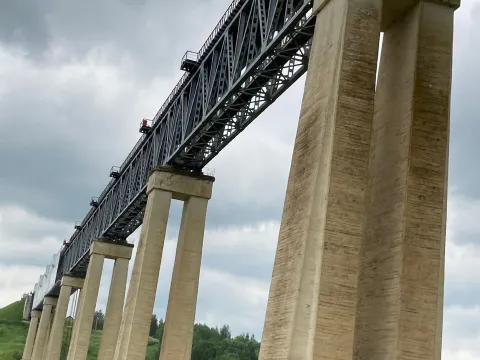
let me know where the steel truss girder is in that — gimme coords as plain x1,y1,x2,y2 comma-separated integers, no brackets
55,0,316,279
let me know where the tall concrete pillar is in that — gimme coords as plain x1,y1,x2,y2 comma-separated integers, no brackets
67,240,132,360
114,166,214,360
160,195,210,360
46,276,84,360
31,297,57,360
258,0,382,359
67,246,105,360
22,310,41,360
66,285,85,359
354,1,460,359
42,312,55,360
97,245,133,360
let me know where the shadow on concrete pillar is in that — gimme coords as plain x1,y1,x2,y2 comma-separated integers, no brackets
22,310,42,360
114,166,214,360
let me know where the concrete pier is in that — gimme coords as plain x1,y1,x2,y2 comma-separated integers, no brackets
31,297,57,360
114,166,214,360
259,0,460,359
354,1,460,359
46,276,84,360
259,0,382,358
98,246,133,360
67,240,132,360
22,310,41,360
159,196,210,360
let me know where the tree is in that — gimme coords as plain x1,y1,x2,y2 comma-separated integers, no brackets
150,314,159,337
92,310,104,330
220,325,231,340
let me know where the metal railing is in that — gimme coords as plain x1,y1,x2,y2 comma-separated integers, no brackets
197,0,246,60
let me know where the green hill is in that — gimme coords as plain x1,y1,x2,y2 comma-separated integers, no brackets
0,298,28,360
0,299,25,322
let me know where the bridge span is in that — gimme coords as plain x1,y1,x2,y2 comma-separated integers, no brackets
32,0,316,309
23,0,461,359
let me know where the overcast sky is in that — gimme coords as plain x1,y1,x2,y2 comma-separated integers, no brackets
0,0,479,358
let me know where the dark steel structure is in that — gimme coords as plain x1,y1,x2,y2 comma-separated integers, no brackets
34,0,317,307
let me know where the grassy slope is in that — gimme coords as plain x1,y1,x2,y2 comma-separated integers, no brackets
0,300,25,322
0,299,27,360
0,299,157,360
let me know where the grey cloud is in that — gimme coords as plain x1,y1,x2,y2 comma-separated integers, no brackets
0,0,302,232
0,0,50,55
449,4,480,199
0,0,231,79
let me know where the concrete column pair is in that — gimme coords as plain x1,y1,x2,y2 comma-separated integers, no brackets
23,310,42,360
30,297,57,360
259,0,460,359
67,240,133,360
113,166,214,360
43,276,85,360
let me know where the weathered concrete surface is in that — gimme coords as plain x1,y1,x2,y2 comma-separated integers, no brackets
148,165,215,201
160,196,210,360
23,310,41,360
258,0,382,359
314,0,459,29
353,2,456,359
90,240,133,260
31,297,57,360
382,0,459,30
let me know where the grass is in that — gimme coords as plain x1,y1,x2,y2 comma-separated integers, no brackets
0,300,25,323
0,299,158,360
0,298,27,360
0,322,28,360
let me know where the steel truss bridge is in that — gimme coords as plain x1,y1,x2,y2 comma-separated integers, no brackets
32,0,317,309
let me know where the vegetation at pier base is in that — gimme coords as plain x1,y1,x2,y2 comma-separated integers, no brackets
148,318,260,360
0,299,260,360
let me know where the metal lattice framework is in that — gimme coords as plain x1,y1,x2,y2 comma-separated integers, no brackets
34,0,317,306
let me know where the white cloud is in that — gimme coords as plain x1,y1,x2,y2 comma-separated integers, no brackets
0,204,69,266
443,306,480,360
0,264,45,307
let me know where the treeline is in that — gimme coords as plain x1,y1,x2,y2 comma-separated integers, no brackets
90,311,261,359
149,315,260,360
